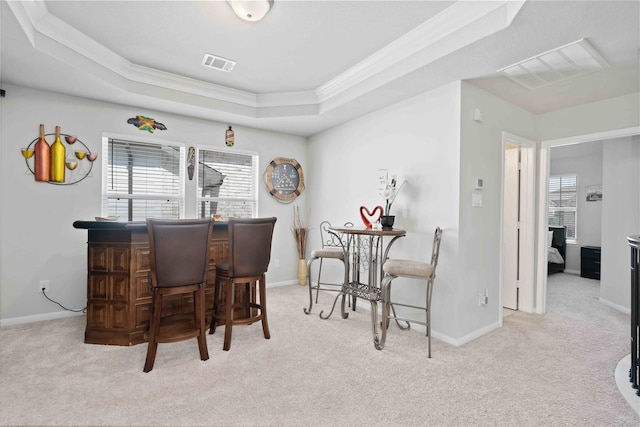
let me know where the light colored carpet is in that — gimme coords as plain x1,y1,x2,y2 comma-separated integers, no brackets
1,275,638,426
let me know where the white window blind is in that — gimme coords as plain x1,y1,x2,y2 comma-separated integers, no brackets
103,137,185,220
548,174,577,241
196,148,257,219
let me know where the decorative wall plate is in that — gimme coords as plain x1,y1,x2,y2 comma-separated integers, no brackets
263,157,305,203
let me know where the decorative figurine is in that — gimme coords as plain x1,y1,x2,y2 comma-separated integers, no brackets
187,146,195,180
127,115,167,133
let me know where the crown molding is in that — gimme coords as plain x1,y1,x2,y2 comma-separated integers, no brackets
8,0,258,107
8,0,526,120
316,1,524,102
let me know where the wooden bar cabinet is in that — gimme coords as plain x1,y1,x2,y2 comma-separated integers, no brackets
73,220,234,346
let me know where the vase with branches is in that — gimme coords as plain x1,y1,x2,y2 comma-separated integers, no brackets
291,206,308,285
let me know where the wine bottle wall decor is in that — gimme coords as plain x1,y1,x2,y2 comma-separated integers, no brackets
50,126,66,183
21,124,98,185
33,124,50,182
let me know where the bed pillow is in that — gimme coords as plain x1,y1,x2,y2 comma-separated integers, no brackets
548,230,554,248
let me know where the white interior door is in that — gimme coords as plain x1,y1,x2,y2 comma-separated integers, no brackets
502,146,519,310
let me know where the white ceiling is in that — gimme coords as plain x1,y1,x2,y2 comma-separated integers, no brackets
1,0,638,137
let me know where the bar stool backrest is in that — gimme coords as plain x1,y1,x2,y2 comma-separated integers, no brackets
319,220,354,250
147,218,213,288
430,227,443,276
227,217,277,278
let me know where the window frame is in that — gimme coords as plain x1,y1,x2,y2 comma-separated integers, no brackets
195,145,259,219
101,134,186,220
548,173,578,243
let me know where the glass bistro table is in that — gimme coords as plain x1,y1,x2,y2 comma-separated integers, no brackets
319,225,406,339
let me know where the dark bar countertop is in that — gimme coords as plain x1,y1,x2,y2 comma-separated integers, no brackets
73,220,228,230
73,220,147,230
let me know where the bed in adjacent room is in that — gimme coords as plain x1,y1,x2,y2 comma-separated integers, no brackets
548,226,567,274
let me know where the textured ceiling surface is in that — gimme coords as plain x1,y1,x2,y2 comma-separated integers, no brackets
2,0,638,136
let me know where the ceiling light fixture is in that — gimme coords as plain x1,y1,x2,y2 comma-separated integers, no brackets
498,38,609,90
227,0,274,22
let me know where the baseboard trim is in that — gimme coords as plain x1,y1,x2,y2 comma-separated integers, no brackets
2,281,298,327
599,297,631,315
0,310,84,327
269,280,300,288
351,294,500,347
440,320,502,347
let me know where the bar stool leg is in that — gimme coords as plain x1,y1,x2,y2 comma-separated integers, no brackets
374,275,393,350
303,257,317,314
259,276,271,339
223,281,234,351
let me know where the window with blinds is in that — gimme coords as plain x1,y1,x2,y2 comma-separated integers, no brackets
197,148,257,219
103,137,185,221
548,174,577,241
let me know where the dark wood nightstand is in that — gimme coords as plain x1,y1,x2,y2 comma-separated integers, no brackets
581,246,601,280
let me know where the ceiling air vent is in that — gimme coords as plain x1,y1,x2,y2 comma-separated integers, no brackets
498,39,609,90
201,54,236,72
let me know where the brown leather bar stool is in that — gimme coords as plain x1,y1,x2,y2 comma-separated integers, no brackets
375,227,443,357
144,218,213,372
209,217,277,351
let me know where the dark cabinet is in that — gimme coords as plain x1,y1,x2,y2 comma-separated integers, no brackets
580,246,601,280
74,221,234,346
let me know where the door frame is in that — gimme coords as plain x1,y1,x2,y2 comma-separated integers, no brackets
534,126,640,314
500,132,536,317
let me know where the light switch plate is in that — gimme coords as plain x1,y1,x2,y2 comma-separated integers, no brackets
472,193,482,207
474,177,484,190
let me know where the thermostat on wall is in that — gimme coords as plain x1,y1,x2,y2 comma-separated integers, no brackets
474,177,484,190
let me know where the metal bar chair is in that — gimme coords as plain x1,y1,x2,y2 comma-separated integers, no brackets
374,227,443,356
303,221,353,314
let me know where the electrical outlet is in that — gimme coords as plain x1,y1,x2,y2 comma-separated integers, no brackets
478,290,488,306
274,259,280,268
38,280,50,293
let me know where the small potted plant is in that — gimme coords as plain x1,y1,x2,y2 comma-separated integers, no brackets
378,169,406,229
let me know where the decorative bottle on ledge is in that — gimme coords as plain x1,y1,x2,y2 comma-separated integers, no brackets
225,126,234,147
50,125,66,183
34,124,51,182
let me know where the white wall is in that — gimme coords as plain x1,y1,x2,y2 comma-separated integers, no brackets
538,94,640,142
458,82,537,334
307,81,539,344
600,136,640,310
549,141,604,272
0,84,307,322
3,79,638,340
308,82,462,341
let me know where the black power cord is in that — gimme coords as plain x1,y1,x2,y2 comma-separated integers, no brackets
41,289,86,313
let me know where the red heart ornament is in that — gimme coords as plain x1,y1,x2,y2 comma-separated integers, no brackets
360,205,383,228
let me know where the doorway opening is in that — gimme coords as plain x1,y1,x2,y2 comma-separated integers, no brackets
535,126,640,314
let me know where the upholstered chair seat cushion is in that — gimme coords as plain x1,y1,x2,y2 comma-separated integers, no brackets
383,259,434,279
310,247,344,259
